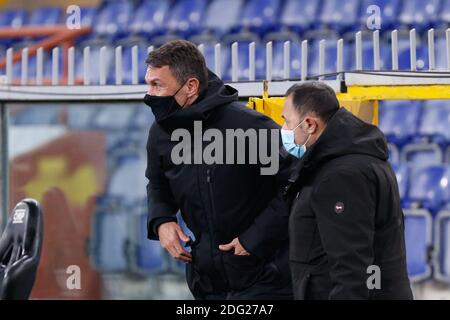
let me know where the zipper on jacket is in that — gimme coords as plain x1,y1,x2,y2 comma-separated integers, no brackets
206,168,231,290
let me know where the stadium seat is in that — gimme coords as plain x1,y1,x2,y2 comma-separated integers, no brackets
166,0,207,37
119,43,149,85
404,209,433,283
359,0,401,31
202,0,244,36
398,0,442,32
319,0,361,33
347,40,392,71
27,7,61,26
392,163,410,204
279,0,321,33
0,199,43,300
65,104,99,129
12,106,60,125
0,9,27,28
387,143,400,165
129,0,170,37
271,40,302,80
130,104,155,131
107,155,147,207
93,1,134,38
439,0,450,26
378,100,422,147
75,41,114,85
238,0,282,35
78,7,98,27
407,165,450,214
434,210,450,283
90,210,130,272
132,213,167,274
197,43,230,80
223,40,265,81
397,39,429,71
418,100,450,145
401,144,444,171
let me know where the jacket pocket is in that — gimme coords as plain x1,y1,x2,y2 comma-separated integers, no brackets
222,252,264,291
289,216,316,263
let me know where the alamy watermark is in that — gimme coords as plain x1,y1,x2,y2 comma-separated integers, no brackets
171,121,280,175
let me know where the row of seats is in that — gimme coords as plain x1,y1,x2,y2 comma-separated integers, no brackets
4,34,450,84
404,208,450,283
0,0,448,38
394,164,450,214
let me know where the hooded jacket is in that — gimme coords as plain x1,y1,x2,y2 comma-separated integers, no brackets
285,107,413,300
145,71,292,297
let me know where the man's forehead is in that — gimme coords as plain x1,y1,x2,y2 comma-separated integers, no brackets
146,65,171,78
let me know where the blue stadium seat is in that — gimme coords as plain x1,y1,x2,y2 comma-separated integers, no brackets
94,1,134,37
359,0,401,31
239,0,282,35
398,0,442,32
280,0,321,33
319,0,361,33
397,39,429,71
129,0,170,36
66,104,100,129
434,210,450,283
198,43,230,80
27,7,61,26
79,7,97,27
12,106,60,125
387,143,400,165
402,145,444,170
133,213,166,273
90,210,130,272
107,155,147,207
418,100,450,145
407,165,450,214
166,0,207,37
91,104,137,132
271,40,302,80
130,104,155,131
439,0,450,26
392,164,409,204
435,38,448,71
378,100,422,147
75,42,114,85
404,209,433,282
203,0,244,36
121,44,149,84
223,41,265,81
0,9,27,28
347,40,392,71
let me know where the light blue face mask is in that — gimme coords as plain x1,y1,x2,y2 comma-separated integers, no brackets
280,119,311,158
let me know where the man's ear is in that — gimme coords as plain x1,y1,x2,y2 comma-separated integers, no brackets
186,78,200,98
304,117,319,134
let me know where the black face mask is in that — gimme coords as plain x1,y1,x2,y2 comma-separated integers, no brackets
144,82,186,122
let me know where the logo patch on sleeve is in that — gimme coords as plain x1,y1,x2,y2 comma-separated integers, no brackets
334,202,345,214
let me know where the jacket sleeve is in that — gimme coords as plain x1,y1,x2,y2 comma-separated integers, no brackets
238,185,290,260
238,114,292,260
146,125,179,240
310,168,376,300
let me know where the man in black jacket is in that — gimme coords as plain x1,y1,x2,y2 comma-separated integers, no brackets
282,82,413,300
144,40,292,300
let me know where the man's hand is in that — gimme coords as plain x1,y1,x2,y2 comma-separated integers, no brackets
219,237,250,256
157,222,192,263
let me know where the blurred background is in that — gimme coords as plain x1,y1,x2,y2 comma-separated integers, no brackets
0,0,449,299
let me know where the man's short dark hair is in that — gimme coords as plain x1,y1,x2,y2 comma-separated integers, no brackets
145,40,208,93
286,82,340,123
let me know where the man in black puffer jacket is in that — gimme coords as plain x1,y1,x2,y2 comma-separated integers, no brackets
282,82,413,300
144,40,293,300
